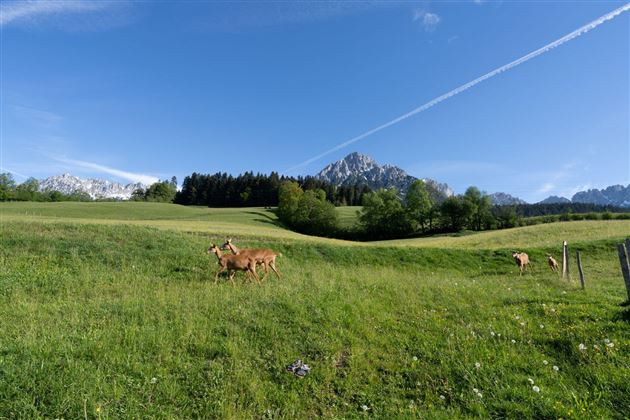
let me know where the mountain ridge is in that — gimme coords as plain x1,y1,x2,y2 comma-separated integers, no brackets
39,173,145,200
315,152,454,202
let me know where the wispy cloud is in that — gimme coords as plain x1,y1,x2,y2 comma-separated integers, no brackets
0,0,130,30
534,161,590,198
52,156,159,185
413,10,441,32
11,104,62,127
0,166,29,180
1,1,103,26
193,2,392,31
536,182,555,194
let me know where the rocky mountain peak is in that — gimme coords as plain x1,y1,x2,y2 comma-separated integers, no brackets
316,152,453,202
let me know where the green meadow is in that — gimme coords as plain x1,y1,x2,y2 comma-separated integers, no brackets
1,202,629,418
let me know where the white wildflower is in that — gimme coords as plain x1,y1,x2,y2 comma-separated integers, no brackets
543,360,548,365
604,338,610,344
150,377,157,384
528,378,534,385
553,365,559,371
440,395,445,400
539,324,544,329
490,331,495,337
413,356,418,361
606,342,614,348
511,339,516,344
578,343,587,351
475,362,481,369
361,405,369,411
532,386,540,393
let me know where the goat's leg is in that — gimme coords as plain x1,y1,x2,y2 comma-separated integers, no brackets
269,260,281,279
215,266,226,284
249,262,261,285
259,261,270,281
228,270,236,286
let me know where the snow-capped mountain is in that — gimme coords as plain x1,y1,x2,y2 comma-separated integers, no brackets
488,192,526,206
571,184,630,208
539,195,571,204
316,152,454,201
39,173,145,200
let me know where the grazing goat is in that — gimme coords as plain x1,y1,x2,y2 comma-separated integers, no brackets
547,255,559,272
207,244,260,285
512,251,530,275
221,238,281,281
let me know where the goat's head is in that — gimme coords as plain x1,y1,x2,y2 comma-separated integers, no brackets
207,244,219,255
220,238,233,250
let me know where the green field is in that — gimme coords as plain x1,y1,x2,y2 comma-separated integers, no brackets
1,202,629,418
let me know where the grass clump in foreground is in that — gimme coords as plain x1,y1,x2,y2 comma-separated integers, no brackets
0,218,629,418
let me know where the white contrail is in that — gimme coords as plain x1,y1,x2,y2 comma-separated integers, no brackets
285,3,630,173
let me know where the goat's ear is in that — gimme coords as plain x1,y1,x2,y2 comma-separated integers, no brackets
228,238,232,243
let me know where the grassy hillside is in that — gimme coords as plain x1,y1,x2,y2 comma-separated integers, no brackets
1,203,629,417
3,202,629,249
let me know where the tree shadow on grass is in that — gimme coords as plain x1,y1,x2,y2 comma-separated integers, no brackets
612,307,630,323
244,210,285,228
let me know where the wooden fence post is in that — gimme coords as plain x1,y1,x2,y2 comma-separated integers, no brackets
562,241,570,280
617,243,630,302
576,251,585,290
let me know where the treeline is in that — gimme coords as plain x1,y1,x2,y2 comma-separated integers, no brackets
511,202,627,217
131,178,178,203
174,172,370,207
276,178,630,240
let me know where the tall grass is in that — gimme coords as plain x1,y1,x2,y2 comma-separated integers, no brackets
1,213,629,417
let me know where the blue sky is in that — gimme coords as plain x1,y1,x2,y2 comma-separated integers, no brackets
1,0,628,202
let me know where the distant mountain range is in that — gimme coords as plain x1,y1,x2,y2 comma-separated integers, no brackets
487,192,526,206
539,195,572,204
315,152,630,208
39,173,144,200
316,152,454,202
33,159,630,207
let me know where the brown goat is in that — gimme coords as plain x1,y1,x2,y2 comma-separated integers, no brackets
221,238,281,281
512,251,530,275
208,244,260,285
547,255,559,272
